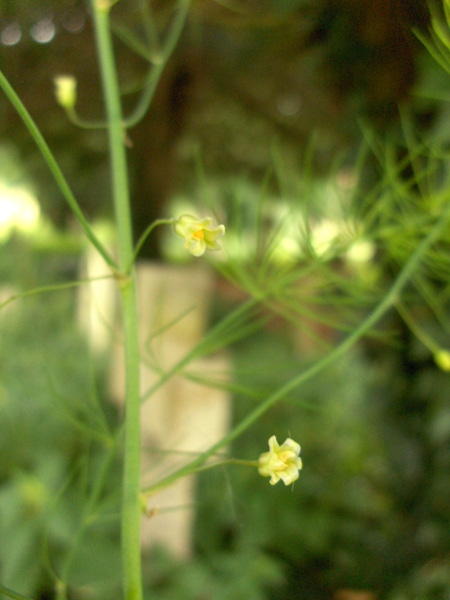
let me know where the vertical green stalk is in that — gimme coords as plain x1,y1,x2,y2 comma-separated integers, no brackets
90,2,142,599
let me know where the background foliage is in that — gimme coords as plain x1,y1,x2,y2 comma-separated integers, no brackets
0,1,450,599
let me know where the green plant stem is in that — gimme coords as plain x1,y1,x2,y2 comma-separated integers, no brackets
191,458,259,474
0,585,34,600
125,0,191,128
0,69,116,270
142,459,258,501
128,218,173,271
58,444,118,595
396,301,440,354
90,2,142,599
0,276,114,313
142,197,450,497
141,297,260,402
138,0,160,52
65,106,108,129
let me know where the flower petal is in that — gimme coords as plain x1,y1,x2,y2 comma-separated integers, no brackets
173,215,225,257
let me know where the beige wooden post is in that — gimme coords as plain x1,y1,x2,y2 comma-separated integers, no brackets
109,261,231,557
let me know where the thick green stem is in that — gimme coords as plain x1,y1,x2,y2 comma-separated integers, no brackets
90,3,142,599
118,280,142,600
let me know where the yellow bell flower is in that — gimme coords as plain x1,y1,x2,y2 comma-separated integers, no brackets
173,214,225,257
258,435,302,486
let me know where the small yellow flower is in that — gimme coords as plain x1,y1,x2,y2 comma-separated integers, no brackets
173,214,225,257
258,435,302,486
54,75,77,109
434,349,450,371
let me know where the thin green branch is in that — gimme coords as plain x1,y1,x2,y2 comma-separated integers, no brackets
0,276,114,312
128,218,173,271
138,0,161,52
64,106,108,129
142,196,450,496
0,586,35,600
124,0,191,128
141,297,260,402
395,301,441,354
0,70,117,270
58,444,119,591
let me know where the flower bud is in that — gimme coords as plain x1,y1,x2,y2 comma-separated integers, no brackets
54,75,77,109
434,349,450,371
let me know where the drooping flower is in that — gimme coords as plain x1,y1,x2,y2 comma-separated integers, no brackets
173,214,225,257
54,75,77,109
258,435,302,486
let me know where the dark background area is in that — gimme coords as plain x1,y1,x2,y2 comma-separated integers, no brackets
0,0,434,252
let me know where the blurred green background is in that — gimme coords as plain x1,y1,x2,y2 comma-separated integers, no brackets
0,1,449,599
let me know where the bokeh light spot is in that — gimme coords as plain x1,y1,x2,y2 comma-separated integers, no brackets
30,17,56,44
1,22,22,46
